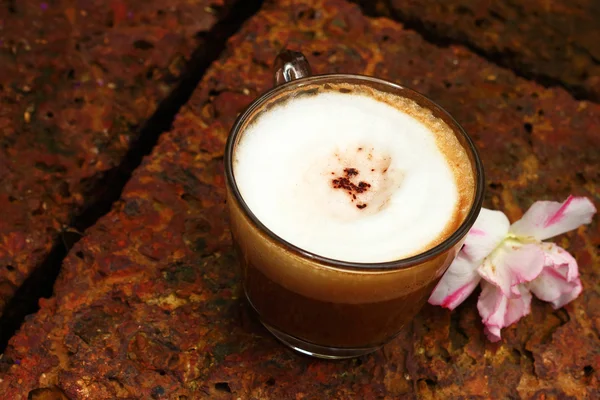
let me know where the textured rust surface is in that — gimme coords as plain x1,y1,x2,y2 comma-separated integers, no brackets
354,0,600,101
0,1,235,313
1,0,599,398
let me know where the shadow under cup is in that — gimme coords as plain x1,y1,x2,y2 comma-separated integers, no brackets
224,74,485,359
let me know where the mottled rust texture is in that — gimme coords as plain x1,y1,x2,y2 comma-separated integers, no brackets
0,1,235,313
354,0,600,101
1,0,599,398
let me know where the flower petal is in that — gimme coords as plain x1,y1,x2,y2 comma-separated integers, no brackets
462,208,510,262
428,208,509,310
428,254,481,310
530,272,582,309
510,196,596,241
477,243,545,297
505,285,533,327
477,281,532,342
550,279,582,309
477,281,506,342
542,242,579,281
528,243,583,308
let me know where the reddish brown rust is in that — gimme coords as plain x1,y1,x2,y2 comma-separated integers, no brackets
0,0,598,398
354,0,600,101
0,1,238,314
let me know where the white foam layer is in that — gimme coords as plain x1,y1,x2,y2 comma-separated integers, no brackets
234,90,463,263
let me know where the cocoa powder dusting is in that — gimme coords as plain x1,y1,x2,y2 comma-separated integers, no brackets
344,168,359,177
331,168,371,209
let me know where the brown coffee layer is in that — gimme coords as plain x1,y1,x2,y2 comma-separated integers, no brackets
245,260,437,347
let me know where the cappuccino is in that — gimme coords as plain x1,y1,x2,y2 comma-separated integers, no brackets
233,84,474,263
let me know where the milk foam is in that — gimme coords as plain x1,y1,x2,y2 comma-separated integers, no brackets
234,88,471,263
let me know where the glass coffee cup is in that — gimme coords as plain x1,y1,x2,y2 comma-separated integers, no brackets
224,50,485,359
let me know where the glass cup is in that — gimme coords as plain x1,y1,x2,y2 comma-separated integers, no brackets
224,50,485,359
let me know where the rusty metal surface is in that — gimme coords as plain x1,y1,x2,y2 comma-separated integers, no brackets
1,0,599,398
0,1,235,314
355,0,600,101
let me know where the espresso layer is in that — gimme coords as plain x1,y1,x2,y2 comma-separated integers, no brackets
234,84,474,262
245,260,436,347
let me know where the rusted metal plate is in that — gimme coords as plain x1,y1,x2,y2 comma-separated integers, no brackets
354,0,600,101
1,0,598,398
0,1,236,313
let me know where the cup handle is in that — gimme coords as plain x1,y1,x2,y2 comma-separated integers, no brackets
273,50,312,86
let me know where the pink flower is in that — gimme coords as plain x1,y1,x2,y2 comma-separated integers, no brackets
429,196,596,342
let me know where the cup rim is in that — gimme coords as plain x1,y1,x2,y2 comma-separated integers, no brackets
224,74,485,271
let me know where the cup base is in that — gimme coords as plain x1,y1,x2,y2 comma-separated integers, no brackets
261,321,381,359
